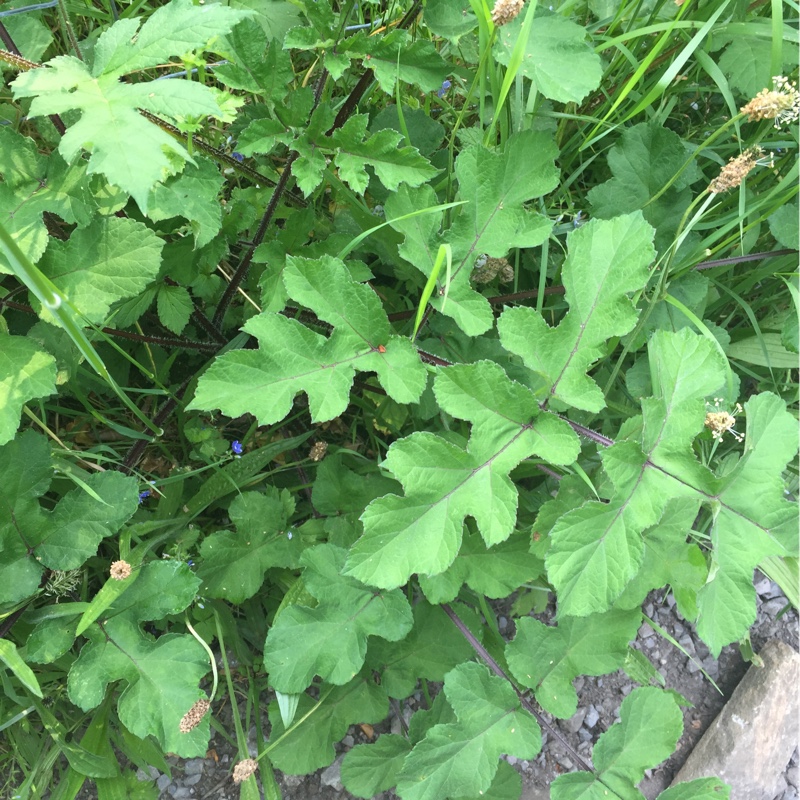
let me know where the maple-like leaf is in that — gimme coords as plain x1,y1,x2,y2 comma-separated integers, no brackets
188,254,426,425
344,361,579,590
11,0,251,211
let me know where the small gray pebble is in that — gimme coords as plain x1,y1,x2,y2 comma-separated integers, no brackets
184,759,204,776
183,774,202,787
638,622,655,638
645,603,654,617
673,622,685,637
342,735,355,748
782,787,799,800
621,684,632,696
763,598,788,617
506,755,518,766
157,775,172,792
597,678,603,688
574,676,585,693
560,708,586,734
499,616,508,631
687,658,701,674
667,594,676,608
584,706,599,729
578,727,593,743
170,788,191,799
320,755,344,791
754,576,772,596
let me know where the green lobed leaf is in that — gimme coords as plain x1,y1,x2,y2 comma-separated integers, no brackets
423,0,477,44
551,687,683,800
156,284,193,335
0,127,93,273
345,361,580,590
267,674,388,775
68,613,209,758
697,391,799,654
493,11,603,104
37,216,163,326
498,212,656,412
341,734,413,799
396,662,541,800
546,329,724,616
387,130,558,336
0,431,139,604
505,609,641,719
0,334,57,447
196,489,299,604
263,544,413,693
366,601,481,699
187,254,426,426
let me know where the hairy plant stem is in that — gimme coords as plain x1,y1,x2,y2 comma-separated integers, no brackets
441,603,595,774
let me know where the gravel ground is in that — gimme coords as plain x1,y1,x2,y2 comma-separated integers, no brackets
73,570,797,800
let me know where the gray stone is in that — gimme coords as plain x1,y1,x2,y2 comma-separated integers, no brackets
584,705,599,729
754,576,772,596
639,622,655,638
183,759,204,776
171,788,191,799
157,775,172,792
342,735,355,748
671,640,800,800
560,708,586,733
787,766,799,788
184,773,202,787
645,603,654,617
763,598,789,617
320,755,344,791
782,788,799,800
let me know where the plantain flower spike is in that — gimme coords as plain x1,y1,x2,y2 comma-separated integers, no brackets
708,146,770,194
179,699,211,733
232,758,259,783
740,75,800,128
491,0,524,26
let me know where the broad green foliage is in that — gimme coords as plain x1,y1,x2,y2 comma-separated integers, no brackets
0,334,57,446
263,544,413,693
11,0,251,211
188,254,427,425
0,431,138,604
344,360,580,589
1,0,796,797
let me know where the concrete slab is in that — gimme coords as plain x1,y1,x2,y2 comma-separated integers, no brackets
670,639,800,800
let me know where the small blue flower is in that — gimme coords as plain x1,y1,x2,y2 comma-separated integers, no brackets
231,152,244,162
437,79,452,98
138,490,151,504
231,440,243,455
187,559,195,567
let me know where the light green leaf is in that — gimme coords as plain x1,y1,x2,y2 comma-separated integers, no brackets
345,361,580,590
263,544,413,693
342,735,412,798
196,489,299,603
726,333,798,369
0,334,57,446
396,662,541,800
493,11,602,104
188,254,426,425
231,0,300,41
68,613,209,758
0,127,93,273
498,212,656,412
769,201,799,250
267,675,388,775
0,639,43,697
37,217,163,326
423,0,477,44
551,687,683,799
147,160,224,248
366,602,480,699
697,392,799,654
330,115,439,194
156,285,193,335
506,610,641,719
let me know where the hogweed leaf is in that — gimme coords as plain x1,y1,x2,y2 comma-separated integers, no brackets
505,610,641,719
697,391,799,654
11,0,251,211
345,361,579,590
498,212,656,412
396,662,541,800
196,489,298,604
547,329,724,616
0,334,57,446
37,217,163,326
188,254,426,426
267,675,388,775
551,687,683,799
387,131,558,336
0,128,93,273
493,11,603,104
263,544,413,693
0,431,138,605
366,601,481,699
342,734,413,799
